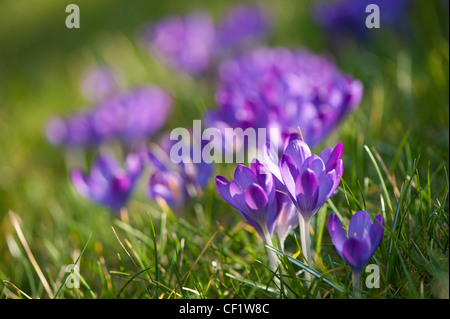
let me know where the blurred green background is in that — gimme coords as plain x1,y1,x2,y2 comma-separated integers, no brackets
0,0,448,298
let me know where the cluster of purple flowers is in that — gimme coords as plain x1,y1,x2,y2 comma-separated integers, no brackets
46,85,173,148
45,2,387,294
207,47,363,148
216,134,385,289
141,4,270,75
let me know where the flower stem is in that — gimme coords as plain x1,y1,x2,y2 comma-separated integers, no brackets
262,226,279,274
299,214,312,285
352,272,362,299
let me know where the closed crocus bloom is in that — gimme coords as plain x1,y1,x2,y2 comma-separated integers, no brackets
147,171,187,209
216,160,278,241
71,152,143,213
216,160,281,272
328,211,385,274
280,139,344,222
145,133,214,209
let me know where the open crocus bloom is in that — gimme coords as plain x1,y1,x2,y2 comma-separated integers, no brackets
279,138,344,222
328,211,385,274
71,153,143,213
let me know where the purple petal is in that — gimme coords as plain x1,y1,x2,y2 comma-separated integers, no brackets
348,210,372,241
325,141,343,172
245,183,269,211
275,192,299,245
342,238,365,273
369,214,385,255
301,154,325,177
91,154,121,181
319,147,333,164
280,154,298,200
233,164,258,189
284,139,312,170
317,169,337,207
216,175,234,206
71,169,90,198
295,169,319,219
125,153,143,181
328,213,347,258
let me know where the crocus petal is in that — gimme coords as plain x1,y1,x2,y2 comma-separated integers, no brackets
260,142,283,185
301,154,325,177
91,154,121,181
245,183,269,212
280,154,298,199
284,139,312,170
325,141,343,172
295,169,319,219
369,214,385,255
216,175,234,205
328,213,347,259
342,238,365,274
125,153,143,181
317,169,337,207
319,147,333,164
348,210,372,241
275,192,298,245
71,169,90,198
251,159,274,194
234,164,258,189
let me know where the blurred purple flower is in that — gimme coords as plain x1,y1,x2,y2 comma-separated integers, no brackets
328,211,385,274
312,0,409,41
46,86,173,148
140,4,271,75
207,47,363,148
71,152,143,213
145,134,214,209
147,170,187,209
215,4,271,54
142,12,215,75
80,67,123,102
279,138,344,222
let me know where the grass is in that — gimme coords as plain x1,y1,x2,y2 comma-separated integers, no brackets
0,0,448,299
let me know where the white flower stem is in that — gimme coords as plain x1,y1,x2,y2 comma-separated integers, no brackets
299,214,312,285
262,226,279,274
352,272,362,299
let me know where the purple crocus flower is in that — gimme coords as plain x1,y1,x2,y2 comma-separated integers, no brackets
216,160,299,272
71,152,143,213
142,12,215,75
215,160,278,242
147,170,187,209
45,86,173,148
312,0,409,42
279,139,344,222
208,47,363,149
215,4,271,55
328,211,385,274
145,133,214,209
80,67,123,102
